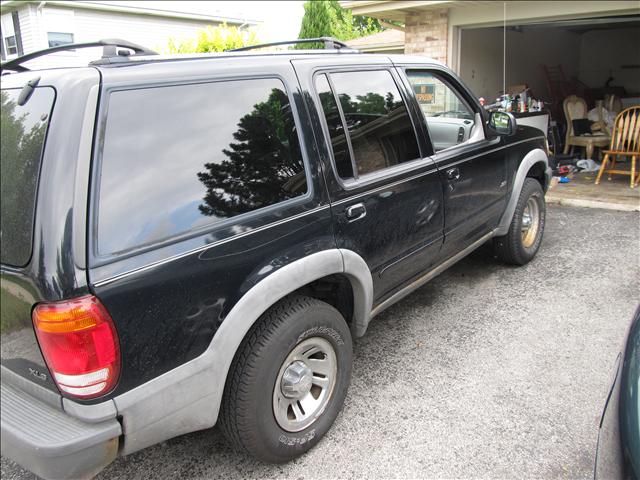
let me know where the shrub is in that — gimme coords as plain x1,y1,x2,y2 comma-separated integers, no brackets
165,23,259,53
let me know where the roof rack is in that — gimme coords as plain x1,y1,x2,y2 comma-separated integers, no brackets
228,37,356,52
0,39,158,72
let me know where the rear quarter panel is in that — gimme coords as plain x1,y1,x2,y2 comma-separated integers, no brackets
1,68,99,396
88,58,334,398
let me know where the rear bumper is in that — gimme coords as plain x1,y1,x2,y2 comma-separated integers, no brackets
1,381,121,480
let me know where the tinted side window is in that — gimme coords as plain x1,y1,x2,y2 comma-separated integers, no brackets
315,74,354,178
98,78,307,256
329,70,420,177
0,88,54,266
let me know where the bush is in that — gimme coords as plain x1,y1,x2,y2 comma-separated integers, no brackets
165,23,259,53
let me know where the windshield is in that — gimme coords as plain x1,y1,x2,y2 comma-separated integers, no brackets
0,87,55,266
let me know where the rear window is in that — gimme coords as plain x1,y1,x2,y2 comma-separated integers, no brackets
0,87,54,266
97,78,307,256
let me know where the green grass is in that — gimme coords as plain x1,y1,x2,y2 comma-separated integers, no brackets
0,288,31,334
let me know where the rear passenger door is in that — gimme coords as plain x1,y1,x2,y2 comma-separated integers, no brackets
294,58,445,302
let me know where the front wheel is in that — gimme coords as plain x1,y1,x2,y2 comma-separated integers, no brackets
493,178,546,265
219,296,352,463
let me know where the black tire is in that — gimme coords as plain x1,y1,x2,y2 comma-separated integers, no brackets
219,295,352,463
493,178,546,265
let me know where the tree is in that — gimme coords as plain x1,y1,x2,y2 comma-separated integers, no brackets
296,0,384,49
165,23,258,53
197,88,305,218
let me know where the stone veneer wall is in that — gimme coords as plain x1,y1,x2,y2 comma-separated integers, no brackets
404,8,449,63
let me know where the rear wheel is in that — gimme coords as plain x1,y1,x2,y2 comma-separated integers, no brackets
494,178,546,265
220,296,352,463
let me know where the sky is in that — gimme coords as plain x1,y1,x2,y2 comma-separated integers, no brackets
85,1,306,42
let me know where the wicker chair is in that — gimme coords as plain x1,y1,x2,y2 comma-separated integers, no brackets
563,95,609,159
595,106,640,188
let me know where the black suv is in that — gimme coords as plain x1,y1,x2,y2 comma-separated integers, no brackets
0,38,551,479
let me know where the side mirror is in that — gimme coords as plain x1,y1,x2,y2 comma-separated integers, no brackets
489,111,516,136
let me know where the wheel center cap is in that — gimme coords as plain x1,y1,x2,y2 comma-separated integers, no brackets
281,360,313,399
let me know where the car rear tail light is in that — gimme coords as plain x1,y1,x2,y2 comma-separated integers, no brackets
32,295,120,399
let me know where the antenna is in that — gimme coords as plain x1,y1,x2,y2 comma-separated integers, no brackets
503,2,506,95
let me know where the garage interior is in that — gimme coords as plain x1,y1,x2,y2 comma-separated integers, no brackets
458,14,640,203
459,15,640,117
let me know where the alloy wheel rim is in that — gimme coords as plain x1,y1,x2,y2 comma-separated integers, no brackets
521,196,540,248
272,337,337,432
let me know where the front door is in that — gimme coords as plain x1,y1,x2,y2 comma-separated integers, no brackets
402,68,508,254
295,59,445,302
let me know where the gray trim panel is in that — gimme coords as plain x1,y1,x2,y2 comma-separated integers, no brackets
495,148,549,236
112,248,372,455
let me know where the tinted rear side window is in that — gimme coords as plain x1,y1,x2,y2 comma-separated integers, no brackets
97,78,307,256
329,70,420,177
0,88,54,266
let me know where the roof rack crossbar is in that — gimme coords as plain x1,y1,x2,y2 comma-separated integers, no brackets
228,37,355,52
0,39,158,72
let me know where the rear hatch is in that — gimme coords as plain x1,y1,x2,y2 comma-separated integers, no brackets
1,84,58,392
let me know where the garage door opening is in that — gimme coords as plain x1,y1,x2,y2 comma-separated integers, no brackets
459,15,640,135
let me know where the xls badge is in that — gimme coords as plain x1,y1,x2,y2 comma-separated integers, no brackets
28,367,47,381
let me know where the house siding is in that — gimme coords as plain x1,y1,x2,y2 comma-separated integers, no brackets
17,5,39,54
7,4,226,69
72,8,220,51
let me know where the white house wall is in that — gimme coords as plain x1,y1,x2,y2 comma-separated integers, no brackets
17,4,39,54
13,4,221,69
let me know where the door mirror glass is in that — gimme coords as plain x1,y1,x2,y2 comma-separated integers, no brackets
489,111,516,135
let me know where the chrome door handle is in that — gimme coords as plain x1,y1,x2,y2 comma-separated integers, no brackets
446,167,461,181
345,203,366,221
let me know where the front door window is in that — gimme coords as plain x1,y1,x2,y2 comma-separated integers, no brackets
406,71,483,152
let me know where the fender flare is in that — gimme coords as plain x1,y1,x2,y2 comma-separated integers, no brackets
495,148,551,236
113,248,373,455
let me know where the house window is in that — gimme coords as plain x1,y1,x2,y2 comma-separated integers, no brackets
47,32,74,47
5,35,17,56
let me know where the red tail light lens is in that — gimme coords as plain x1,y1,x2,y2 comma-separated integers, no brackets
32,295,120,399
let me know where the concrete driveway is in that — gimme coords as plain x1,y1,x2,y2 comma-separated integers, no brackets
2,205,639,479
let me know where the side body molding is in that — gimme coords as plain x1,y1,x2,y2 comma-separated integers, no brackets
495,148,551,236
113,248,373,455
